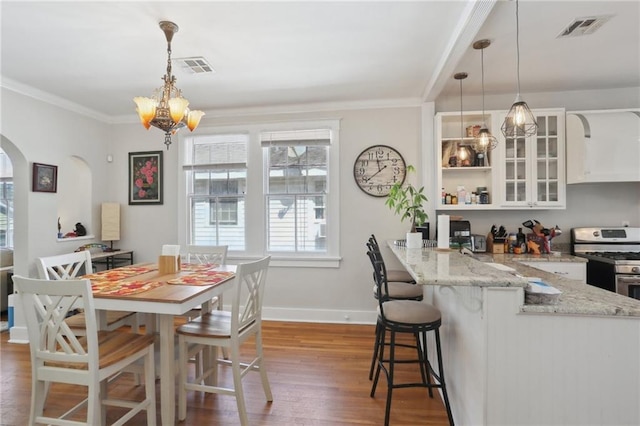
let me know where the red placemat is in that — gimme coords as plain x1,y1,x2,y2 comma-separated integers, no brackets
91,280,164,296
168,270,235,286
83,265,157,282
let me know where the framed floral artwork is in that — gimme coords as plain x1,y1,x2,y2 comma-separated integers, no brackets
128,151,163,205
32,162,58,193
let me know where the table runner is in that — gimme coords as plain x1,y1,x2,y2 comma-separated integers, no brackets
83,264,157,282
179,263,219,272
91,280,164,296
168,270,235,285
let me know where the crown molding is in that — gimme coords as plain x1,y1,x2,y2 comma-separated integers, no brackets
0,76,112,123
112,97,424,123
1,75,422,125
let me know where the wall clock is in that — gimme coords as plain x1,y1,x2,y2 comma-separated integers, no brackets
353,145,407,197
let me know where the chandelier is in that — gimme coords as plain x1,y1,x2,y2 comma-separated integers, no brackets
134,21,205,150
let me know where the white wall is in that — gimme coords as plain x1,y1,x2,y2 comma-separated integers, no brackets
1,88,112,278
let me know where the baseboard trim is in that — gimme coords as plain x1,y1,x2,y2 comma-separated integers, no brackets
262,307,377,325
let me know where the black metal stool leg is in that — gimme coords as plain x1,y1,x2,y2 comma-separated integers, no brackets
370,325,385,397
369,321,382,380
435,328,454,426
384,329,396,426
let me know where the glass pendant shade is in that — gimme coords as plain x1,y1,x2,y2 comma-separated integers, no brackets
187,110,206,131
476,126,497,152
168,97,189,124
472,39,498,152
134,21,205,150
501,95,537,137
501,0,537,139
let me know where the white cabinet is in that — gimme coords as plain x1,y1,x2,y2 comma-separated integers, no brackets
520,261,586,283
494,108,566,209
435,108,566,211
435,111,496,210
566,109,640,183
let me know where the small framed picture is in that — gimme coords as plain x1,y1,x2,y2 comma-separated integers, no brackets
128,151,163,205
32,163,58,193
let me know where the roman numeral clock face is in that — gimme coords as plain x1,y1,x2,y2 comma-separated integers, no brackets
353,145,407,197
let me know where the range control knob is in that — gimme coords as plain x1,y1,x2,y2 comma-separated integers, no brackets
632,266,640,273
593,231,600,237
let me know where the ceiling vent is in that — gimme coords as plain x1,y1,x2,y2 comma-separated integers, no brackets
557,15,612,38
174,57,215,74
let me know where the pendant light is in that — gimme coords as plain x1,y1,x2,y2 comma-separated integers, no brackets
501,0,537,138
473,39,498,153
454,72,470,167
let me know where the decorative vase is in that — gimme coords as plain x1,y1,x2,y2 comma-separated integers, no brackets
406,232,422,249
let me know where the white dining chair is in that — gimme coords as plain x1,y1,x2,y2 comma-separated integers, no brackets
177,256,273,426
181,245,230,372
36,250,138,333
14,275,157,426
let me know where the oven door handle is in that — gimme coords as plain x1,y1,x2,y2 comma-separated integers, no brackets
617,276,640,284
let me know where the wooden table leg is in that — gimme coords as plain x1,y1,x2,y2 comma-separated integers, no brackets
158,314,175,426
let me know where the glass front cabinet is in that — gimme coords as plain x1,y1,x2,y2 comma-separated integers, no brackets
493,108,566,209
436,108,566,210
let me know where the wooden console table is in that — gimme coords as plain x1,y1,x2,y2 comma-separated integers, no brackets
90,250,134,270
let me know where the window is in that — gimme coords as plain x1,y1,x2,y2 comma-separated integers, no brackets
183,134,247,251
262,129,329,253
0,148,13,248
180,120,340,266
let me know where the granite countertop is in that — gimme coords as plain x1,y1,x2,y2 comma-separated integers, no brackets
387,242,640,317
388,245,528,288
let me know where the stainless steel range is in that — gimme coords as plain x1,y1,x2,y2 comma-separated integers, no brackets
571,227,640,300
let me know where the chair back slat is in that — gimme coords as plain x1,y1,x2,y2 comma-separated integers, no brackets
232,257,270,333
37,250,93,280
14,276,97,369
185,245,228,266
366,247,391,318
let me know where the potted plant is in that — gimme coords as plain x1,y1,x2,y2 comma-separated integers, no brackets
385,165,429,248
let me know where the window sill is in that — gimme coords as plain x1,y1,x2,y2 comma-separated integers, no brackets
229,255,341,268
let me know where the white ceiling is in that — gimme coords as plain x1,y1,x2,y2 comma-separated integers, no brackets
1,1,638,121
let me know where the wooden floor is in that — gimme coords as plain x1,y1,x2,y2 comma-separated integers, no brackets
0,320,450,425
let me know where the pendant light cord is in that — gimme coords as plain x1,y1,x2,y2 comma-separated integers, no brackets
459,78,463,143
516,0,521,95
481,47,486,123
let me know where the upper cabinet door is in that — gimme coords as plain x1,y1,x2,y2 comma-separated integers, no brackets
495,108,566,209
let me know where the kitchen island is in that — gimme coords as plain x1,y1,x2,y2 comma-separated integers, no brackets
388,243,640,426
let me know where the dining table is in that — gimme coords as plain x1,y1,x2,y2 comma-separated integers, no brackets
83,261,237,426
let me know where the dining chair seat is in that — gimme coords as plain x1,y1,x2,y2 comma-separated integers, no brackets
65,310,139,331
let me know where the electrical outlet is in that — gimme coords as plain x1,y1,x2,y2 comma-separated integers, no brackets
622,220,630,227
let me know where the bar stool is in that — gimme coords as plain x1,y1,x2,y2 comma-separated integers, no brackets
366,248,454,426
366,240,423,380
369,234,415,283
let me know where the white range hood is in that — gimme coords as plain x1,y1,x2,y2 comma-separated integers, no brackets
566,109,640,183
